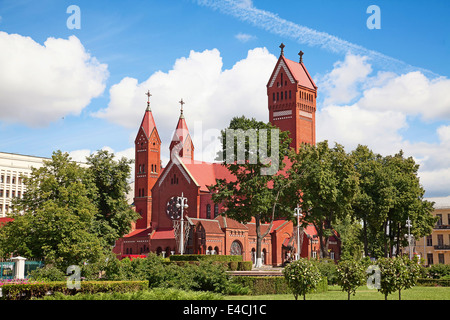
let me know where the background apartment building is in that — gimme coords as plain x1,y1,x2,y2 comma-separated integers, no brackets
0,152,48,217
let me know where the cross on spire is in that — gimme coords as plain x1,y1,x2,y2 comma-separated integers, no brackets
179,98,185,118
279,43,285,56
145,90,152,111
298,50,304,63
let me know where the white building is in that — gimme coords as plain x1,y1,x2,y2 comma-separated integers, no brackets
0,152,48,217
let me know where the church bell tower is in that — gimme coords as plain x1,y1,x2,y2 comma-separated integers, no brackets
267,43,317,152
134,90,161,229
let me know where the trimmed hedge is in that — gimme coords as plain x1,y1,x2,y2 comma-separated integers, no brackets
169,254,243,262
1,281,148,300
230,276,328,296
417,278,450,287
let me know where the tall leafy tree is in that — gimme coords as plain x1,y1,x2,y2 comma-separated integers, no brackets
286,141,359,259
382,151,436,257
0,150,139,270
0,151,103,268
85,150,140,248
209,116,292,267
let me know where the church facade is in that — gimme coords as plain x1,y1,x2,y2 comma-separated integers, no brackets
113,44,341,266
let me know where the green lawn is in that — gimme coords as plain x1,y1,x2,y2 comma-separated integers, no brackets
226,285,450,300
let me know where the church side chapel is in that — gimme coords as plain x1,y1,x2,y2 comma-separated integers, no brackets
113,44,341,266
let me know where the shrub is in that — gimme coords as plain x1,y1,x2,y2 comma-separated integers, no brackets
230,276,327,296
283,258,323,300
427,264,450,279
336,259,366,300
1,281,148,300
237,261,252,271
29,265,66,282
228,261,238,271
311,258,338,285
40,288,224,300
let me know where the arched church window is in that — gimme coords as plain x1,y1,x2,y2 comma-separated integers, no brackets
214,204,219,218
230,240,242,255
206,204,211,219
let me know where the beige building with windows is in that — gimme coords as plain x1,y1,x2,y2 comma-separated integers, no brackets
0,152,48,217
415,197,450,265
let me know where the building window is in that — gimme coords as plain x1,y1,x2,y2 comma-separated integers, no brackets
436,214,442,226
206,204,211,219
438,253,445,264
230,240,242,255
427,253,433,265
214,204,219,218
426,235,432,246
289,90,291,99
280,91,283,100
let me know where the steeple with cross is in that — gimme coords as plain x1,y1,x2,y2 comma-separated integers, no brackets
134,89,161,230
146,90,152,111
179,98,185,118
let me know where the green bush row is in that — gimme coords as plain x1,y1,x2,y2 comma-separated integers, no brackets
40,287,224,300
1,281,148,300
169,254,243,262
416,278,450,287
230,276,328,296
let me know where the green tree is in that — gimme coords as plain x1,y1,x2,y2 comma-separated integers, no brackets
382,152,436,258
283,258,322,300
0,150,138,271
209,116,292,267
0,151,103,269
351,145,393,258
85,150,140,248
336,259,366,300
287,141,359,258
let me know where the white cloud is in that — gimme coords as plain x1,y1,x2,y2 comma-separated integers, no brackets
235,33,256,43
317,105,407,155
317,54,450,197
95,47,277,163
318,54,372,105
358,72,450,120
0,32,108,127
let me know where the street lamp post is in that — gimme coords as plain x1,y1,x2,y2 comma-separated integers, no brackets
405,217,412,259
176,192,189,255
294,205,303,260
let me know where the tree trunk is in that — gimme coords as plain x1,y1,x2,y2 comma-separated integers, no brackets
399,289,401,300
255,215,263,268
363,218,369,257
348,292,351,300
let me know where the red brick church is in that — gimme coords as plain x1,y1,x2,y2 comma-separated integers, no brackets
113,44,341,266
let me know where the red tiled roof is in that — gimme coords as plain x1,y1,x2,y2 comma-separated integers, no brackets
190,218,224,235
151,228,175,240
215,215,247,230
180,159,236,192
138,109,158,140
283,56,317,90
124,228,152,238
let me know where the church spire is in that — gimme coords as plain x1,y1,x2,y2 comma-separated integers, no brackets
170,98,194,161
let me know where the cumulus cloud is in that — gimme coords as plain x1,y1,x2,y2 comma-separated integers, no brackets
95,47,277,163
0,32,108,127
317,54,450,197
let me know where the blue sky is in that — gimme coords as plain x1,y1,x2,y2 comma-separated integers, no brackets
0,0,449,200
